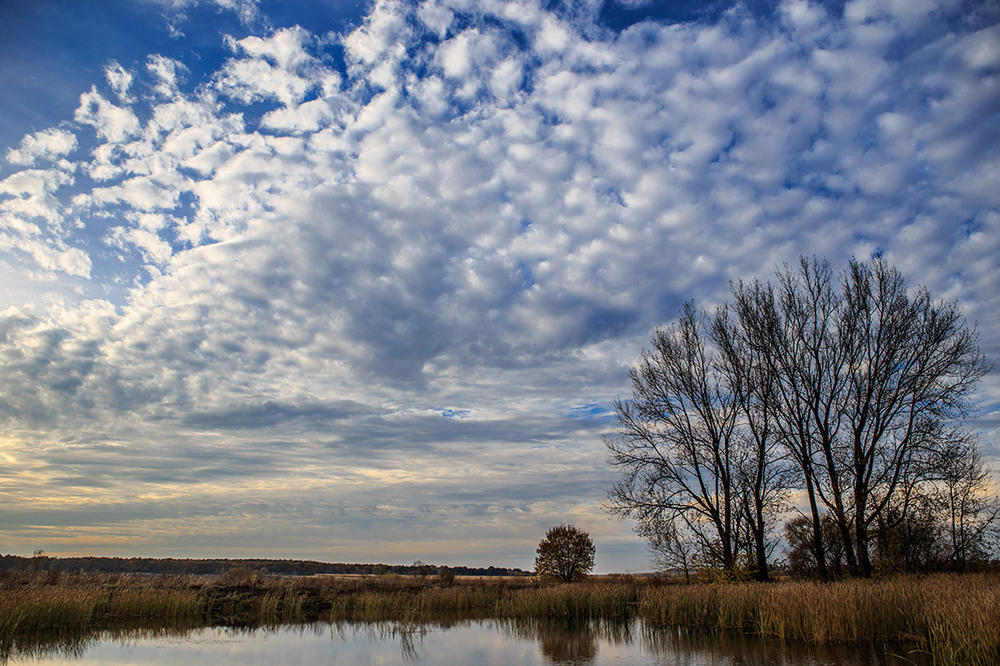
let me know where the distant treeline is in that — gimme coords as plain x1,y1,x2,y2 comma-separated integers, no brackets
0,555,530,577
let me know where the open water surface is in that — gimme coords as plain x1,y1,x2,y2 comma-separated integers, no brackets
6,618,933,665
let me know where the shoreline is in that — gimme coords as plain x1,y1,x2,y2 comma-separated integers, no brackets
1,571,997,664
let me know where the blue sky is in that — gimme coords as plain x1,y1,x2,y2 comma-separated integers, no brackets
0,0,998,572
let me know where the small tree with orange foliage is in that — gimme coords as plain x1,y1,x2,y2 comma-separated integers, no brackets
534,525,595,582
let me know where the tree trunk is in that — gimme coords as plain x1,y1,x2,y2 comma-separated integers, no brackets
803,469,830,580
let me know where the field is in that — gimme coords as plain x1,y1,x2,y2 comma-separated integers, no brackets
1,570,998,665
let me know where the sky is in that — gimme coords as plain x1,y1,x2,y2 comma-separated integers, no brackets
0,0,998,573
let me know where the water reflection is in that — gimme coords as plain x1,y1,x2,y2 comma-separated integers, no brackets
0,616,210,664
509,619,599,663
329,621,432,662
4,617,933,665
499,618,639,664
639,625,932,666
498,619,931,666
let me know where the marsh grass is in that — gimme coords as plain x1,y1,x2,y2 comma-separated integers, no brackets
498,580,636,620
2,571,997,665
0,574,203,633
638,573,1000,665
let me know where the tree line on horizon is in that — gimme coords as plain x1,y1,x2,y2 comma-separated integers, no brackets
0,554,531,578
606,257,999,581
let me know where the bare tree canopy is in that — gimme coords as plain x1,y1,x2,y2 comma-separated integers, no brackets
607,257,994,579
605,302,789,581
534,525,596,582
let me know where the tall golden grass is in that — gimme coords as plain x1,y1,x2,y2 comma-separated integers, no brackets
638,573,1000,665
0,573,203,636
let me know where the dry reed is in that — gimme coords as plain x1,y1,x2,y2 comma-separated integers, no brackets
638,573,1000,666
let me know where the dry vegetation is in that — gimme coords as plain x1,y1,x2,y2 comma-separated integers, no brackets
1,570,998,665
639,573,1000,665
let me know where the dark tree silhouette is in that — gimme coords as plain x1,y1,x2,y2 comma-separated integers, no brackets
606,303,789,580
740,258,990,577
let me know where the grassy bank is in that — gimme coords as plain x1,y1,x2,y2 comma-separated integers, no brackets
2,571,997,665
324,577,636,623
638,573,1000,666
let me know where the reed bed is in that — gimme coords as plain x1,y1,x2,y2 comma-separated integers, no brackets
638,573,1000,665
327,582,513,622
0,574,204,636
0,572,636,629
498,581,637,621
322,578,637,622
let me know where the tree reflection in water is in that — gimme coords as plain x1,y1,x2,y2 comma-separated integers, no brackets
497,617,639,664
537,622,597,664
497,617,931,666
640,624,934,666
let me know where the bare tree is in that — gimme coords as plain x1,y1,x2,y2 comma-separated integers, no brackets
737,258,990,577
713,306,792,580
784,513,848,578
731,259,854,579
642,516,699,582
606,303,745,573
931,436,1000,570
606,303,790,580
838,260,989,576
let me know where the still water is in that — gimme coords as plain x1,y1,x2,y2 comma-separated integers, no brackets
8,619,931,665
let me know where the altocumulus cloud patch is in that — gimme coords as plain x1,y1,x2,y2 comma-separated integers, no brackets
0,0,997,570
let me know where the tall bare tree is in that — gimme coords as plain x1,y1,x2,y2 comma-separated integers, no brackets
733,258,990,577
606,303,743,572
713,306,791,580
643,518,698,582
845,261,989,574
606,303,789,579
730,259,858,578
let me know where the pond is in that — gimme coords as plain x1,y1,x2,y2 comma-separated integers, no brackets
7,619,932,665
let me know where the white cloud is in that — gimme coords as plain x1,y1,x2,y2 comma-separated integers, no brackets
535,14,573,53
0,168,73,199
342,0,412,68
261,97,344,133
211,0,262,26
88,176,182,210
146,55,187,97
74,88,140,143
438,30,485,79
0,233,90,278
489,58,523,101
418,0,454,38
143,0,263,34
107,215,174,265
231,26,312,69
5,129,78,166
958,25,1000,69
104,61,135,103
216,28,340,109
0,168,74,242
216,57,310,107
